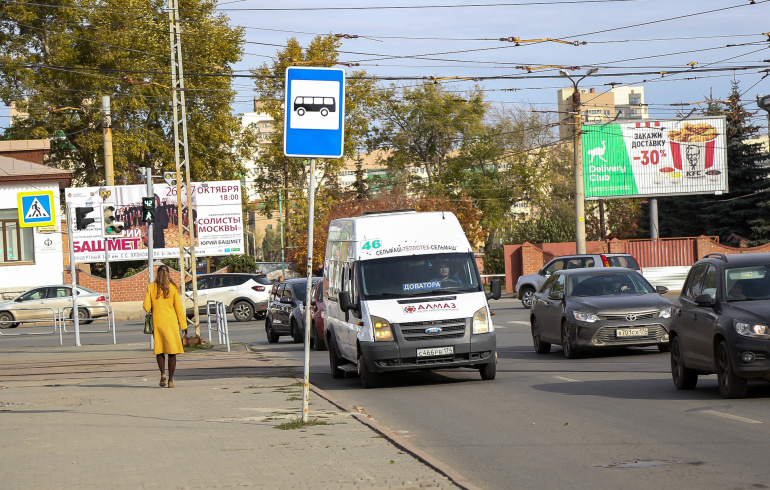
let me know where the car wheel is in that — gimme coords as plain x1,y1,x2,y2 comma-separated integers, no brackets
531,317,552,354
716,341,747,399
290,320,303,343
312,322,327,351
358,351,381,388
265,319,279,343
561,321,578,359
670,335,697,390
479,352,497,380
72,308,93,325
328,334,345,379
520,286,535,309
0,311,19,328
232,301,253,322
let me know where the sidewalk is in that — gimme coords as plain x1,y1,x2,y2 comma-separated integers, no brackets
0,342,471,489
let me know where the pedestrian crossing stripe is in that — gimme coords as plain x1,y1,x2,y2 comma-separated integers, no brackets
17,190,56,227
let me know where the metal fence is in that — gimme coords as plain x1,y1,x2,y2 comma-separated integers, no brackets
0,305,116,346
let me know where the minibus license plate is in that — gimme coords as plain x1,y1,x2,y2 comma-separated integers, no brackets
417,346,453,357
616,328,648,338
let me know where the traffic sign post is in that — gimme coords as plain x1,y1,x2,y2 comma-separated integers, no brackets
17,190,56,228
283,66,345,159
283,66,346,422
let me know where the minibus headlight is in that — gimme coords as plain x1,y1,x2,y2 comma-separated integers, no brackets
473,307,492,334
371,315,393,341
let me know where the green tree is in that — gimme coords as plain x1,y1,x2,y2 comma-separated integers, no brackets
0,0,248,186
219,254,259,273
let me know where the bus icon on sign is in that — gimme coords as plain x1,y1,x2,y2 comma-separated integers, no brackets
294,96,336,117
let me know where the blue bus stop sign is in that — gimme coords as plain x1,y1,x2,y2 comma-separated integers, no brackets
284,66,345,159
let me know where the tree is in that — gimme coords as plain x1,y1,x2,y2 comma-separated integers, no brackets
586,199,644,240
368,83,486,186
0,0,248,186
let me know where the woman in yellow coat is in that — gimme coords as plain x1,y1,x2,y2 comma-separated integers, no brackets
143,265,187,388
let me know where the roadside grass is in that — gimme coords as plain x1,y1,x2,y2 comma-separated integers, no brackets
275,418,331,430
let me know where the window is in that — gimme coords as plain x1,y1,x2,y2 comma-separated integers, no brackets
629,94,641,105
684,265,708,299
0,209,34,264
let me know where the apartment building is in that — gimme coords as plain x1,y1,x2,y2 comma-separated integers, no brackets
557,85,648,139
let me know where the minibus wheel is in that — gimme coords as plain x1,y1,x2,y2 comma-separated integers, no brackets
479,352,497,380
358,352,381,389
328,334,345,379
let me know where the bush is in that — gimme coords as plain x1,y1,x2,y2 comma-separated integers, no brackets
219,254,259,273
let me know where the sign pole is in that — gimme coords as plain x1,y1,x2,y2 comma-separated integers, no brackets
67,204,81,346
302,158,316,423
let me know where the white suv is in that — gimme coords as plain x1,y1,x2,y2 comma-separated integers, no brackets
185,273,271,321
515,253,642,308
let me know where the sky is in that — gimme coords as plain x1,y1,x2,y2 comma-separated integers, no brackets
3,0,770,134
223,0,770,132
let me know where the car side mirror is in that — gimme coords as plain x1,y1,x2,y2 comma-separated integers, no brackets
548,291,564,300
694,293,715,306
279,297,293,305
538,269,546,276
15,297,23,302
656,286,669,295
486,279,502,301
339,290,358,313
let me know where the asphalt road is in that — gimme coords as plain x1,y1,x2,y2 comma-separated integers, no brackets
5,295,770,489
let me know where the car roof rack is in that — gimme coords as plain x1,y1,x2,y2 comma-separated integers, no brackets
704,253,728,262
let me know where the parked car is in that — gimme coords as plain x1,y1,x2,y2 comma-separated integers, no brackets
529,268,671,358
670,252,770,398
264,277,321,343
515,253,643,308
184,273,270,322
309,279,326,351
0,285,107,328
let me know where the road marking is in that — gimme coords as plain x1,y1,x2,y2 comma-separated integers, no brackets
554,376,580,382
701,410,762,424
508,321,529,325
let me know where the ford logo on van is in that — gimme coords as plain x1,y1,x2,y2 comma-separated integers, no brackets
425,327,442,334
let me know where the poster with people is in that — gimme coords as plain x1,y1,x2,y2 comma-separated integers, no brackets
64,180,243,263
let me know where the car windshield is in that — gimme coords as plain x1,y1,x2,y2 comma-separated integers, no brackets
568,272,655,297
725,266,770,301
360,253,480,299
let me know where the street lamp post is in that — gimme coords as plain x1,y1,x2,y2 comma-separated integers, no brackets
758,94,770,162
560,68,598,254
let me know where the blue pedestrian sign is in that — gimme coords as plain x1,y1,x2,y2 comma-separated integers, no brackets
284,66,345,159
17,190,56,227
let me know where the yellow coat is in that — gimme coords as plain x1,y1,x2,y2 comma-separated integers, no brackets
143,283,187,355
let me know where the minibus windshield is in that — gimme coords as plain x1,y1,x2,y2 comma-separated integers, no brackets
360,253,480,299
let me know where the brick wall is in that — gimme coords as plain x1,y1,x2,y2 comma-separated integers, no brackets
64,265,230,302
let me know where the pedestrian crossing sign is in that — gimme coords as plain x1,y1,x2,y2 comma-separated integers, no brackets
17,190,56,228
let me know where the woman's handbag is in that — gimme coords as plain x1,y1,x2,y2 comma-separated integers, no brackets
144,311,154,334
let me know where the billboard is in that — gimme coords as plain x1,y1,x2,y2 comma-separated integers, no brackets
581,116,728,199
64,181,243,263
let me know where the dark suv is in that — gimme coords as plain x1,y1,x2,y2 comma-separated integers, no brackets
670,252,770,398
264,277,321,344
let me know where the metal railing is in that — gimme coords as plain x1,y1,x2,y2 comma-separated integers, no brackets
0,306,116,346
204,300,230,352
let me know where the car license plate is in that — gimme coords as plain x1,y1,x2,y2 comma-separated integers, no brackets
417,346,454,357
616,327,648,338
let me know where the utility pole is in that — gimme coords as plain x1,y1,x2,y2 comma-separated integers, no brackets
279,192,286,278
560,68,598,254
102,96,114,186
169,0,200,340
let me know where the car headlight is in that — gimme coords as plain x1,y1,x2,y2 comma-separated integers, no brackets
473,306,492,334
371,315,393,341
573,311,600,323
734,320,770,338
659,307,672,319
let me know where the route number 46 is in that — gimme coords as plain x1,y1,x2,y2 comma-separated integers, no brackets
362,239,381,250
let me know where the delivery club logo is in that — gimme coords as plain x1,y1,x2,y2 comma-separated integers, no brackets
403,302,457,314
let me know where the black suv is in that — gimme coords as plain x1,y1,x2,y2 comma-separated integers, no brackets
670,252,770,398
264,277,321,344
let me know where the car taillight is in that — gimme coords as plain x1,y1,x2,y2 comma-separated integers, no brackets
96,296,106,302
600,255,610,267
252,286,266,292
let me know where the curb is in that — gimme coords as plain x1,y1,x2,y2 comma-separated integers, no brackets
307,381,482,490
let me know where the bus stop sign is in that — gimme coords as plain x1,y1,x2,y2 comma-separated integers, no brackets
283,66,345,159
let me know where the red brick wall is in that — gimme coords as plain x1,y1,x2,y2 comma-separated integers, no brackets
63,265,230,302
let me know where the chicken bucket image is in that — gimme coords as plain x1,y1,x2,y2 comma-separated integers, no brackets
668,123,718,178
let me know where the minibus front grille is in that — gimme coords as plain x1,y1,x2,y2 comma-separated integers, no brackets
398,318,466,341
